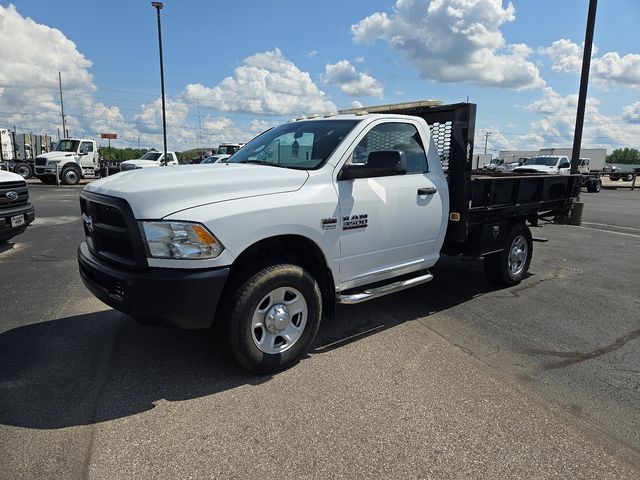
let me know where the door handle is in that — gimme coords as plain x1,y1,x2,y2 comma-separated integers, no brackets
417,187,437,195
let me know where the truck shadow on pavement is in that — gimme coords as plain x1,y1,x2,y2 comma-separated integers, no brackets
0,257,511,430
0,310,268,430
314,257,521,353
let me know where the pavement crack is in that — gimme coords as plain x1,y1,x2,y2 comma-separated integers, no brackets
508,267,564,297
30,254,64,261
527,328,640,371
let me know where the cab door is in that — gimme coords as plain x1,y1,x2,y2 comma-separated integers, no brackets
336,120,446,290
79,141,96,167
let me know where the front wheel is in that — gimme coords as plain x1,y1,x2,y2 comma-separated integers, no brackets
60,166,80,185
483,223,533,286
225,264,322,374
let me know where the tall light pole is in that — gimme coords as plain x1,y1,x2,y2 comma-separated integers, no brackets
571,0,598,175
151,2,168,165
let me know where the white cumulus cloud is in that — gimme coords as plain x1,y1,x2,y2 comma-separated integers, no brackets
351,0,544,91
539,39,584,73
518,87,640,149
622,102,640,123
183,48,335,115
323,60,384,97
541,39,640,88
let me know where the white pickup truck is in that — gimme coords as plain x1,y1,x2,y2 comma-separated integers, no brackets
512,155,571,175
119,151,179,171
78,101,579,373
0,169,35,241
34,138,101,185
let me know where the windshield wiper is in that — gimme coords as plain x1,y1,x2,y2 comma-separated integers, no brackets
238,160,299,169
239,160,275,165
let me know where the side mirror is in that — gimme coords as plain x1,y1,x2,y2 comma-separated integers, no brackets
559,161,570,169
338,151,406,180
78,151,87,156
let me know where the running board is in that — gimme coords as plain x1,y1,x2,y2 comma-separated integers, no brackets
337,272,433,305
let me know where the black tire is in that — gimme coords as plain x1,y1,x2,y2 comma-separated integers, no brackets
14,163,33,179
586,178,601,193
224,264,322,374
625,174,633,182
60,166,80,185
483,223,533,286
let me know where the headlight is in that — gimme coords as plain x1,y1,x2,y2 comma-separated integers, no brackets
140,221,224,259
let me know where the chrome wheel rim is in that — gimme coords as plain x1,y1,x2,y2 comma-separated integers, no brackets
64,170,78,183
251,286,307,354
508,234,528,276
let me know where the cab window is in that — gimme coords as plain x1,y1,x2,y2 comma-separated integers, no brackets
80,142,93,154
348,122,428,174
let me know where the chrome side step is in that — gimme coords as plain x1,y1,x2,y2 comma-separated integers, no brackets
337,272,433,305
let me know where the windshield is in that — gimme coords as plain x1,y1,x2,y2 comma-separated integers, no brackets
140,152,162,161
217,146,240,155
228,120,360,170
54,140,79,152
525,156,560,167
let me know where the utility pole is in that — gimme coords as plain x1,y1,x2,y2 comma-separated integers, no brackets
484,132,491,154
151,2,168,165
571,0,598,175
197,103,204,160
58,72,66,139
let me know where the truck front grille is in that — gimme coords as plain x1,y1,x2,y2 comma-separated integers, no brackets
0,180,29,210
80,192,147,269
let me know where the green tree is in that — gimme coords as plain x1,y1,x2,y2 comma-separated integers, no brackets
606,147,640,164
99,147,148,163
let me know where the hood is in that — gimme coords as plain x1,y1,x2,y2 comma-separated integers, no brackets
121,159,160,168
512,165,557,174
85,163,310,218
38,151,76,161
0,169,25,182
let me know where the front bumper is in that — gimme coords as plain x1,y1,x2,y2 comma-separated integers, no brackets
78,242,229,329
0,204,35,241
34,164,59,176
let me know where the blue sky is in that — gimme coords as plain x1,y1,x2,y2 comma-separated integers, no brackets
1,0,640,153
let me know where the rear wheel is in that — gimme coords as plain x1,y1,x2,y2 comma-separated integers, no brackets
224,264,322,374
60,166,80,185
484,223,533,286
14,163,33,179
586,178,601,193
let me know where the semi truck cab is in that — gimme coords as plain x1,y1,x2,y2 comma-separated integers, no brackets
34,138,100,185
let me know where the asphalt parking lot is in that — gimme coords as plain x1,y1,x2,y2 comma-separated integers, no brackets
1,181,639,479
